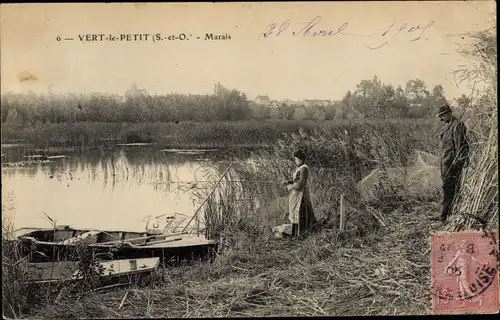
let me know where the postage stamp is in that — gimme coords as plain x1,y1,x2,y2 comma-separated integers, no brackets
431,230,499,314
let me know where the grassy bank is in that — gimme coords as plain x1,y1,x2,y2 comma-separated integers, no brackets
29,200,440,318
3,192,441,318
3,121,445,318
0,119,439,150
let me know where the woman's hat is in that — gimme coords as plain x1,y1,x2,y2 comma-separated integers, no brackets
436,104,452,118
293,149,306,161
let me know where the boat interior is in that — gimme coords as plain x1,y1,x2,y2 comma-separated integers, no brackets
15,226,171,246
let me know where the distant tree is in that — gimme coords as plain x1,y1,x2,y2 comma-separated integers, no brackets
0,77,453,124
4,108,21,125
0,95,10,123
279,105,295,120
392,85,409,118
404,79,446,118
270,107,281,119
455,94,472,109
313,107,326,121
293,107,307,120
324,103,339,120
405,79,429,107
432,85,446,103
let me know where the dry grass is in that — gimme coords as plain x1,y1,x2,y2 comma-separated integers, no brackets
3,120,445,318
2,191,17,238
30,200,441,318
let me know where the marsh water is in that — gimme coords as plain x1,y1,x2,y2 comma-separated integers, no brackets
1,144,245,234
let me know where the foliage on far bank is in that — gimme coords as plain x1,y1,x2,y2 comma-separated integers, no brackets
1,77,460,127
0,118,441,150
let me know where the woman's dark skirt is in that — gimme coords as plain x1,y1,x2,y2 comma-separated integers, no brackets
291,194,317,236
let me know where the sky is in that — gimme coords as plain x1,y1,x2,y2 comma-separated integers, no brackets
0,1,496,101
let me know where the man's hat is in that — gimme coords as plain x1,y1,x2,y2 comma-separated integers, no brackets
436,104,452,118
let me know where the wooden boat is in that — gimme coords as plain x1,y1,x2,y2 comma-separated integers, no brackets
8,226,218,266
24,257,160,285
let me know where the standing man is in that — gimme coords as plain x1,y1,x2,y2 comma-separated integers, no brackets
436,104,470,223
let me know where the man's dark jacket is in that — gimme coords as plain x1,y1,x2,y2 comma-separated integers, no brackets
440,116,469,178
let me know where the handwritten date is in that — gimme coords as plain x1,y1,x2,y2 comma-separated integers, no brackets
363,20,435,49
262,16,347,38
261,16,435,49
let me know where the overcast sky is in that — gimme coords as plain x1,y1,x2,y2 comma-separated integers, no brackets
1,2,496,101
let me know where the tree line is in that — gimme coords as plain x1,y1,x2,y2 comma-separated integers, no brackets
1,77,455,125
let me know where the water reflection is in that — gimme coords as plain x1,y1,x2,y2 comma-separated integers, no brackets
1,145,236,233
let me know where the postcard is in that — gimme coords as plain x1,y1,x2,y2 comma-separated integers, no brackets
1,2,497,318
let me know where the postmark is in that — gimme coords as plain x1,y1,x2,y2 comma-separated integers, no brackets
430,230,499,314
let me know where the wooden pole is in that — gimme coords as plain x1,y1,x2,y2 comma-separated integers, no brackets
136,237,183,246
181,162,235,233
95,231,188,246
339,194,345,232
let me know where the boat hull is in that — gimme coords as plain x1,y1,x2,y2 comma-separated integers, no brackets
9,227,218,266
16,239,218,266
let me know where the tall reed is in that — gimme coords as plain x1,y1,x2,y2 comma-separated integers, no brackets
448,21,498,231
1,119,439,150
194,120,442,250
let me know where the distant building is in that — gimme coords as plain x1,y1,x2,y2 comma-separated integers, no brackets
282,99,299,106
254,95,271,105
269,100,280,108
302,99,331,107
123,82,150,102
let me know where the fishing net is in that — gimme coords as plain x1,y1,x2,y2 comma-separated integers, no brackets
411,150,440,168
406,150,441,197
356,167,407,202
357,150,441,201
406,165,441,197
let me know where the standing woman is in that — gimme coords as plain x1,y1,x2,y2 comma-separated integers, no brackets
282,150,317,237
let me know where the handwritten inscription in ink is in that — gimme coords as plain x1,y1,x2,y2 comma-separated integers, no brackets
261,16,435,49
261,16,348,38
362,21,435,49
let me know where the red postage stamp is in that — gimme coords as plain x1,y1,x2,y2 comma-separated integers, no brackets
431,230,499,314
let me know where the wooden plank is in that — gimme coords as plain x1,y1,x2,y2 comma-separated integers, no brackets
14,227,166,239
142,236,216,248
97,231,189,246
136,237,183,247
57,231,101,245
90,257,159,277
339,194,345,232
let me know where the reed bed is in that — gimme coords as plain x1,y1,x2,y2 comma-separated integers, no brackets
447,22,498,231
1,119,438,151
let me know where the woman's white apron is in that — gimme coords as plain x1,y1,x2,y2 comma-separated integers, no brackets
288,164,308,224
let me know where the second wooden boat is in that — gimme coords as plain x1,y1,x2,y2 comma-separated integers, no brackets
25,257,160,284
